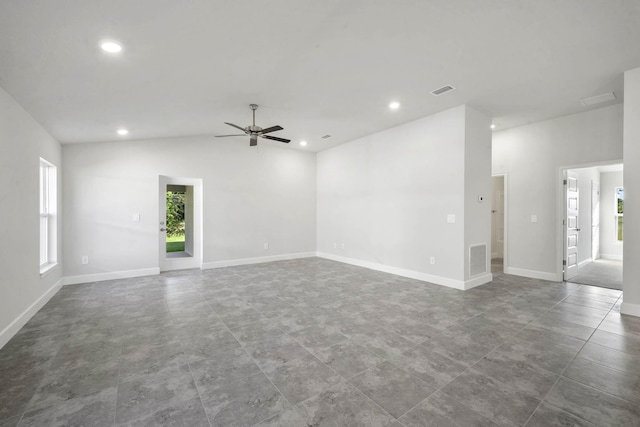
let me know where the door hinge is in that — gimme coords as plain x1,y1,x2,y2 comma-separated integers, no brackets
563,179,567,185
563,260,567,266
563,219,566,225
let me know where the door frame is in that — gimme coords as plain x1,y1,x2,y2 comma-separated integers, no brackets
491,172,508,272
556,159,623,282
159,175,203,272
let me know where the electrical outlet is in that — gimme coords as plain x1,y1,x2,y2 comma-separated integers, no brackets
341,243,345,249
263,243,269,250
430,256,435,265
333,242,337,249
81,256,89,265
531,214,538,223
447,214,456,223
133,213,140,222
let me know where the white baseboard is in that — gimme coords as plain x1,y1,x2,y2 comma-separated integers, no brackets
317,252,491,290
600,254,623,261
0,278,63,350
578,258,593,267
504,267,559,282
621,302,640,317
63,267,161,286
202,252,316,269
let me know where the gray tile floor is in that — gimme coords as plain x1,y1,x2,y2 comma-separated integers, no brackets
1,257,639,426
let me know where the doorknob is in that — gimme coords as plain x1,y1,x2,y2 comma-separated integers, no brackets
160,228,166,232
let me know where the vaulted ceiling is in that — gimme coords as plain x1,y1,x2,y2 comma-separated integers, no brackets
1,1,638,151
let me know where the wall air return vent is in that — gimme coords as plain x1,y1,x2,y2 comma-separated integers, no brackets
431,85,455,96
469,243,487,277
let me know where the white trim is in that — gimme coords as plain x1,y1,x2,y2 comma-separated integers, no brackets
464,273,494,290
39,262,59,278
504,266,559,281
202,252,316,269
317,252,491,290
63,267,161,285
0,278,62,350
578,258,593,268
621,302,640,318
600,254,623,261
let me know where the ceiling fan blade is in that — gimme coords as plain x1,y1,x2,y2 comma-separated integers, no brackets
261,135,290,143
250,135,258,146
257,125,283,135
224,122,246,132
215,134,246,137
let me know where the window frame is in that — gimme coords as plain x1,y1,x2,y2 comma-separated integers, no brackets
615,186,623,243
40,158,57,275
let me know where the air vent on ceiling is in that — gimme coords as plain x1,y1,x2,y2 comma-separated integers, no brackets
580,92,616,107
431,85,455,96
321,134,332,139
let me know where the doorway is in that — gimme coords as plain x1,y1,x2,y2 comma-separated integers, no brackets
560,163,623,289
491,174,506,274
159,175,203,271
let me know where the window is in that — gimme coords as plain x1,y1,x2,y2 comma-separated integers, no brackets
40,158,57,274
615,187,623,242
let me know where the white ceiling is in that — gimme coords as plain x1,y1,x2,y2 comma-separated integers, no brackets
0,1,639,152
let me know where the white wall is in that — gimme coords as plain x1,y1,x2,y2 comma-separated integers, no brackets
492,104,623,280
622,67,640,317
317,105,491,289
600,171,623,260
0,86,62,348
463,106,492,280
62,137,316,278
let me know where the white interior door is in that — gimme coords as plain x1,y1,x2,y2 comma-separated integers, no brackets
491,176,504,259
592,180,600,260
564,171,579,281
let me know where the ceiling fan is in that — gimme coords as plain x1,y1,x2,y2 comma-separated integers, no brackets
215,104,290,146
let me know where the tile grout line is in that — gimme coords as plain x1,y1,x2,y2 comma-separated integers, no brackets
391,281,591,424
520,285,620,427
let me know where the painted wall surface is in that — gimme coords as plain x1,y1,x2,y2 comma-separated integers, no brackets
0,86,62,344
62,137,316,277
600,172,623,260
573,167,599,264
492,104,623,279
623,67,640,315
463,107,492,280
317,105,491,287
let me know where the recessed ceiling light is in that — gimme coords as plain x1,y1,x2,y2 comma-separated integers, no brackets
389,101,400,110
300,141,307,146
101,41,122,53
117,129,129,136
490,124,496,129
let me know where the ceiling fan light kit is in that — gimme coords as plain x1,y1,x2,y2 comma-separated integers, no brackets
215,104,291,147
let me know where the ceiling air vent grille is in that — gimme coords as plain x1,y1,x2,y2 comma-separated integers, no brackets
321,134,332,139
580,92,616,107
431,85,455,96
